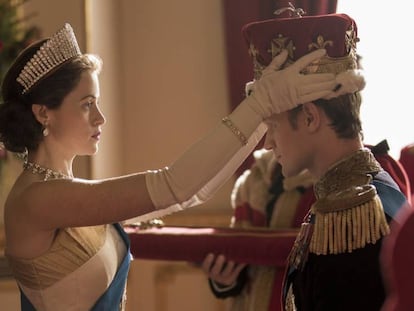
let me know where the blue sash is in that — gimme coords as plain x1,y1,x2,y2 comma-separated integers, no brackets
20,223,131,311
372,171,408,220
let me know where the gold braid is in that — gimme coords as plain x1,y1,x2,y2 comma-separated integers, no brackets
288,149,390,269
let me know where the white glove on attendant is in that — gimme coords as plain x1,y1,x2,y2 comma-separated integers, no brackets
247,49,337,118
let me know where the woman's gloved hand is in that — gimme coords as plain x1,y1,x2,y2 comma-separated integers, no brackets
246,49,337,118
323,69,365,99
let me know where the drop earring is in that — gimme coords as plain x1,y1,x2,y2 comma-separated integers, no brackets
42,125,49,137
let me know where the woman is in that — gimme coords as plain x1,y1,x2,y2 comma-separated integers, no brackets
0,23,358,310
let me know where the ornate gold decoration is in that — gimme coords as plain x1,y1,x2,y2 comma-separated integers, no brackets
311,195,389,255
288,149,390,269
345,24,359,54
274,2,305,18
250,24,358,79
269,35,295,61
308,35,333,50
314,149,381,198
248,44,267,81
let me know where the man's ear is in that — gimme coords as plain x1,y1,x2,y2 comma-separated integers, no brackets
32,104,49,124
302,102,320,132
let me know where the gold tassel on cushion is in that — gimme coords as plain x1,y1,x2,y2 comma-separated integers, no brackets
310,186,390,255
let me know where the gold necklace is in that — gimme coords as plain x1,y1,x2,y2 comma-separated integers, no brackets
23,161,71,181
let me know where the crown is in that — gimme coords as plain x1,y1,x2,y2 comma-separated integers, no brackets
242,13,359,80
16,23,82,94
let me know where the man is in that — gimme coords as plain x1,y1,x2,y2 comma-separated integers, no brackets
203,12,407,311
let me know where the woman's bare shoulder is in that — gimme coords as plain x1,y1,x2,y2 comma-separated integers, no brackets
4,174,58,258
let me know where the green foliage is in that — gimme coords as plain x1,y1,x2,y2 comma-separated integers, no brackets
0,0,39,93
0,0,39,171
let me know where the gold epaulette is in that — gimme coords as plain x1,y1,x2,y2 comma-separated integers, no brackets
310,184,390,255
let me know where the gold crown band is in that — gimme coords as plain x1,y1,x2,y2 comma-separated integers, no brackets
251,52,357,80
249,26,358,80
16,23,82,94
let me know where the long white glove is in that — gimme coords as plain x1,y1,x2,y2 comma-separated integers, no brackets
139,102,266,222
139,49,337,222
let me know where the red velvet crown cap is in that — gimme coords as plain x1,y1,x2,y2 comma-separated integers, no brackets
242,13,359,79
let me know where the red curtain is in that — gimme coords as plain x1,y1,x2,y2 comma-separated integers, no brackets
222,0,337,174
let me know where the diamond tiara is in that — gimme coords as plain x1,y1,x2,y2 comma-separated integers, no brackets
16,23,82,94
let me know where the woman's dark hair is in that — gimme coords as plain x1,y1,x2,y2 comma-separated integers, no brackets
0,39,102,152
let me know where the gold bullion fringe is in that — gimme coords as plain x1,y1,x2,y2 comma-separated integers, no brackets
310,195,390,255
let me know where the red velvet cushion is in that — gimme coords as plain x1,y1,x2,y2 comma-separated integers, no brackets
126,226,298,266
